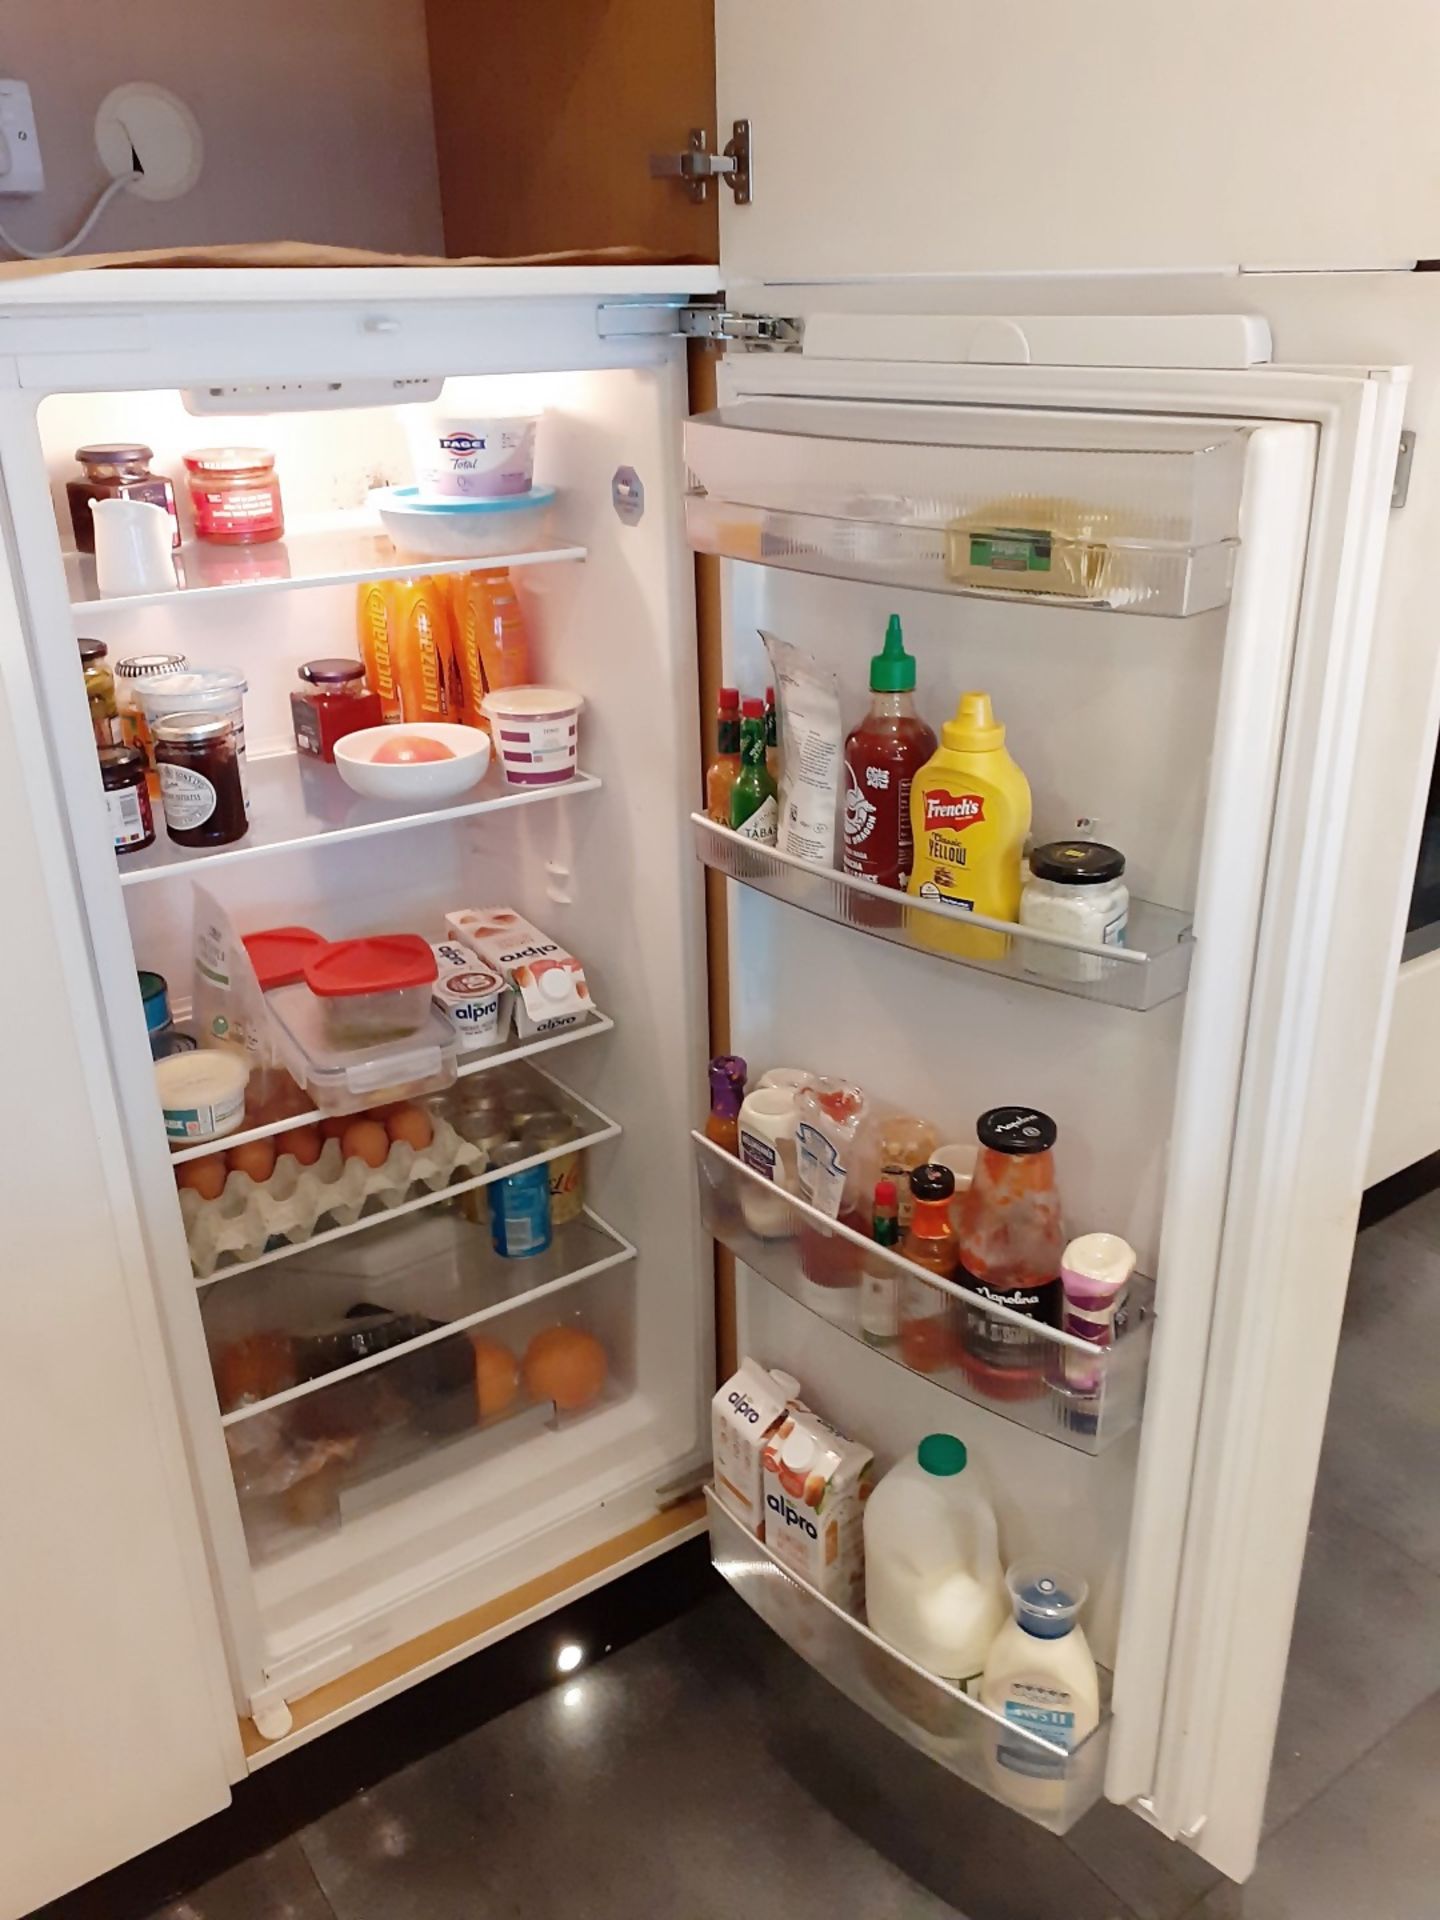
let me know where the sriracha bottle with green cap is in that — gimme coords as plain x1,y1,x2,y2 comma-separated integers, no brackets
843,613,937,892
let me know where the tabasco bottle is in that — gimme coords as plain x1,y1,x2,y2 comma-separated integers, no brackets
844,615,937,891
899,1162,959,1375
705,686,742,823
730,697,778,842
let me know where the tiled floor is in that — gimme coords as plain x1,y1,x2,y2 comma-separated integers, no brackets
74,1189,1440,1920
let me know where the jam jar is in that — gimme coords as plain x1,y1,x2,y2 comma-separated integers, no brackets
99,744,155,854
182,447,285,545
67,444,180,555
290,658,384,761
153,712,250,847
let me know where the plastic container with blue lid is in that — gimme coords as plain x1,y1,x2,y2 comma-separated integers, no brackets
373,484,559,560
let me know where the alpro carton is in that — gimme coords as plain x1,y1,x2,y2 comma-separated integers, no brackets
446,907,590,1037
761,1407,874,1613
712,1359,804,1537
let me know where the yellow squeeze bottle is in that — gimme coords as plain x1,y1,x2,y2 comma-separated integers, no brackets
907,692,1031,955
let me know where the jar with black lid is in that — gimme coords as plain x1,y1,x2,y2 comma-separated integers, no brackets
153,711,249,848
67,444,180,554
98,744,155,853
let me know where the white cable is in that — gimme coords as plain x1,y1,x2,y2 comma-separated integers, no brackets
0,171,141,261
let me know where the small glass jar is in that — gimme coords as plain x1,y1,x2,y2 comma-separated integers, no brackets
1019,840,1129,985
153,711,249,848
182,447,284,545
115,652,189,795
290,657,384,761
79,638,120,746
99,744,155,853
67,444,180,555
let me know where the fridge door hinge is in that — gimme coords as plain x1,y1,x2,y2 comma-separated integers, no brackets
1392,429,1416,508
649,120,752,205
677,305,804,352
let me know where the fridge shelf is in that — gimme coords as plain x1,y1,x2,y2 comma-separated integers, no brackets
705,1489,1112,1835
65,519,586,614
694,1132,1153,1453
205,1206,635,1431
229,1252,634,1566
692,815,1194,1012
119,751,602,886
170,1010,614,1165
684,401,1245,617
185,1065,619,1284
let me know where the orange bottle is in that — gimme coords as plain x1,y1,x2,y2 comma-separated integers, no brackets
452,569,533,730
355,580,402,722
388,576,455,725
899,1163,959,1374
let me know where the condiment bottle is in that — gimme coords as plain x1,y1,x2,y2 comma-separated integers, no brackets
956,1107,1064,1398
67,444,179,554
706,1054,747,1155
843,615,937,893
907,691,1032,956
182,447,284,544
115,652,188,794
899,1163,959,1374
705,685,742,824
99,745,154,854
877,1112,939,1229
730,697,778,842
861,1176,902,1348
79,638,120,746
152,712,250,848
289,658,384,761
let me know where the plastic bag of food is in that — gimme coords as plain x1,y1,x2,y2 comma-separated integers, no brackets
763,631,842,868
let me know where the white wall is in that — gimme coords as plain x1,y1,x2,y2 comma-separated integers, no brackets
0,1,444,258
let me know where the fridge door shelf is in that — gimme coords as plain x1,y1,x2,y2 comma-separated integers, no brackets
685,401,1245,617
170,1010,614,1165
695,1132,1152,1453
705,1488,1112,1834
186,1066,618,1284
206,1206,636,1434
119,750,602,886
692,815,1193,1011
65,516,586,615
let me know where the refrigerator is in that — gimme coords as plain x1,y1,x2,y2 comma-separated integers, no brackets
6,11,1440,1905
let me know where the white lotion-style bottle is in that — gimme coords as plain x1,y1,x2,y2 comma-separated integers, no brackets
980,1561,1100,1815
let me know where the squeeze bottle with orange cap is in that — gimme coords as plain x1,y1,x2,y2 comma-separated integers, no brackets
907,691,1031,948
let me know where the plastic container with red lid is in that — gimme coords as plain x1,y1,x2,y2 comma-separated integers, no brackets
302,935,437,1044
243,926,326,993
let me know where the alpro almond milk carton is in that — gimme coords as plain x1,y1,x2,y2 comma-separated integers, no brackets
761,1407,874,1613
712,1359,804,1537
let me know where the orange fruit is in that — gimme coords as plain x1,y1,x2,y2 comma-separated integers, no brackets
522,1325,607,1413
470,1336,519,1420
371,734,456,764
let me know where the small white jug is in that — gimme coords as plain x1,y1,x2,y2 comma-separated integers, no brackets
90,496,176,596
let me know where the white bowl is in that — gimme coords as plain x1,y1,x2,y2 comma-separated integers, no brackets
333,723,491,802
373,484,557,559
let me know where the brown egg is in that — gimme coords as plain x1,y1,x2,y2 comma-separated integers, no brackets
275,1124,322,1167
319,1115,350,1141
341,1118,392,1168
522,1325,608,1413
176,1153,227,1201
470,1336,520,1420
386,1104,434,1153
227,1137,277,1185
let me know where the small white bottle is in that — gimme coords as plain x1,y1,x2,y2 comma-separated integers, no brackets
980,1561,1100,1814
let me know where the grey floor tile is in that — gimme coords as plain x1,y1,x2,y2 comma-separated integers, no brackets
1065,1798,1221,1920
1261,1496,1440,1832
301,1594,1136,1920
144,1840,333,1920
1191,1690,1440,1920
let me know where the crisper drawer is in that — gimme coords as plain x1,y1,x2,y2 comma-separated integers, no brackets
685,397,1246,615
706,1491,1111,1836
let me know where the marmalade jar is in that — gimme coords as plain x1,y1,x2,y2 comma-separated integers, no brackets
290,658,384,761
956,1106,1064,1398
182,447,284,545
67,444,180,554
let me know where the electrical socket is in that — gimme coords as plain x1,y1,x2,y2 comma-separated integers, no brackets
0,80,44,196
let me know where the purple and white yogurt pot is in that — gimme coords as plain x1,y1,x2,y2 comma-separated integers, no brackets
480,685,583,788
412,414,539,499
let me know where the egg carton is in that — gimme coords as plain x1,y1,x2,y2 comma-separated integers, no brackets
180,1115,485,1280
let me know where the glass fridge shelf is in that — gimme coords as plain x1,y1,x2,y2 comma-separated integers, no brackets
685,401,1245,617
692,815,1193,1012
705,1489,1113,1834
694,1132,1153,1454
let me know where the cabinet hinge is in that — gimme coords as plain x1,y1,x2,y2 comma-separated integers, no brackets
677,305,805,352
649,120,752,205
1393,429,1416,509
